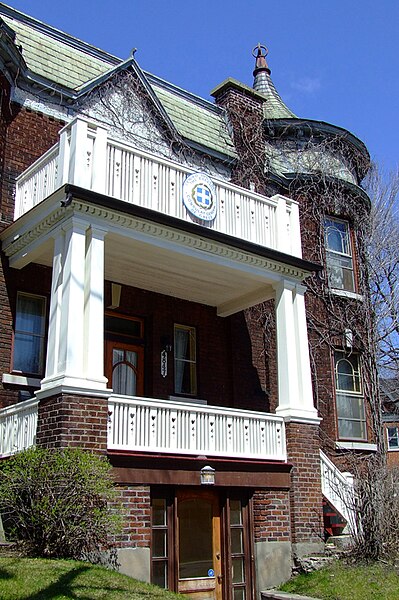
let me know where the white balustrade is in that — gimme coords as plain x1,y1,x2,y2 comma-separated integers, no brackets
15,145,59,219
108,395,286,461
320,449,355,531
14,117,302,256
0,397,38,457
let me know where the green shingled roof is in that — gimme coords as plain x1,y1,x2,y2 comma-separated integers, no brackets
151,83,236,158
1,14,116,89
0,6,235,159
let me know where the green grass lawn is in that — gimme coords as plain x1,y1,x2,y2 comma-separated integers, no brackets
279,560,399,600
0,556,183,600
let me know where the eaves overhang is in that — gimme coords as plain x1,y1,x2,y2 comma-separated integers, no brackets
264,118,370,181
63,184,321,276
284,172,371,211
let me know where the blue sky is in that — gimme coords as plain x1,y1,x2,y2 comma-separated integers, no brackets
7,0,399,171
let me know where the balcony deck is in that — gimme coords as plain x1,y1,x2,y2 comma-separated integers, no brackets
0,395,287,462
15,117,301,258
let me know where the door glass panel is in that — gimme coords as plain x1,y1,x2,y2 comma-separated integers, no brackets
125,350,138,367
230,500,242,525
232,557,244,583
178,498,213,579
113,362,137,395
152,498,166,526
234,588,246,600
152,529,166,558
112,348,124,365
152,561,167,588
231,528,243,554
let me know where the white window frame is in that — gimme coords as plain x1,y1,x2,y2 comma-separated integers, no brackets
13,292,46,376
174,324,197,396
334,351,366,441
387,426,399,450
324,217,355,292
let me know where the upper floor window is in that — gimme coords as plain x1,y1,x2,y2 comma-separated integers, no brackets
334,351,366,440
324,218,355,292
387,426,399,450
13,292,46,376
174,324,197,395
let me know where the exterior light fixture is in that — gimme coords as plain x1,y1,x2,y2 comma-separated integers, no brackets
200,465,215,485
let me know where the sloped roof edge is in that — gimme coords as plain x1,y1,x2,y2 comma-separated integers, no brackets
0,3,120,66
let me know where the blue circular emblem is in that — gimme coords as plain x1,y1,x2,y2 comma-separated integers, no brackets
182,172,217,221
208,568,215,577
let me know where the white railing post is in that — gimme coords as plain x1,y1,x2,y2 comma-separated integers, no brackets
91,125,108,194
57,126,71,187
68,119,90,188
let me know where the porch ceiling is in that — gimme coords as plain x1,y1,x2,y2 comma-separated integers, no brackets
104,232,275,311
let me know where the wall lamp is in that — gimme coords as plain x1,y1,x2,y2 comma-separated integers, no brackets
200,465,215,485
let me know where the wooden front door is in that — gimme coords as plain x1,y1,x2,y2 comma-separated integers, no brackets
105,340,144,396
177,489,223,600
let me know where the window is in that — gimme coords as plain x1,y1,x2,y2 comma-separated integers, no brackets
13,293,46,376
151,496,170,589
174,324,197,395
334,351,366,440
324,218,355,292
387,426,399,450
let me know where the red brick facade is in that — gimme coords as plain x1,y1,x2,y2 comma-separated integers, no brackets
114,485,151,548
37,394,108,451
253,490,291,543
285,422,324,544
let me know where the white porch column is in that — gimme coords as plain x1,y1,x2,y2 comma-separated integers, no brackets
274,280,319,423
44,229,65,378
39,218,108,398
83,226,108,386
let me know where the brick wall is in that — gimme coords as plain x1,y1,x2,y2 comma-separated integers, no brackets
113,485,151,548
253,490,291,543
36,393,108,451
0,98,63,408
285,422,323,544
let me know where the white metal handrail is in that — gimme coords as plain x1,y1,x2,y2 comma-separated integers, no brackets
0,397,38,457
108,395,287,461
320,449,355,529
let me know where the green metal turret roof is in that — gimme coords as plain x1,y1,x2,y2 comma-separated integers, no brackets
252,44,296,119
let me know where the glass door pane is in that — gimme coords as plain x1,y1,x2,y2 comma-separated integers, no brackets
178,498,213,579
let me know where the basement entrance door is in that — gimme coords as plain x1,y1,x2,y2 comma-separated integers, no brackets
177,489,222,600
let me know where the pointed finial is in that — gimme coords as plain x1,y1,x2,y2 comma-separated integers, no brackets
252,43,271,77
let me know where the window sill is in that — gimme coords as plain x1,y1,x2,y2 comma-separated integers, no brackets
2,373,41,388
330,288,363,301
168,395,207,405
335,441,377,451
388,447,399,452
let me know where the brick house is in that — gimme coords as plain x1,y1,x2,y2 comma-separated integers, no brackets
0,5,377,599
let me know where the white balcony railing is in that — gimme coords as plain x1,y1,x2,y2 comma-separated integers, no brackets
320,450,355,531
15,117,302,257
0,395,286,462
108,395,287,461
0,397,38,457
